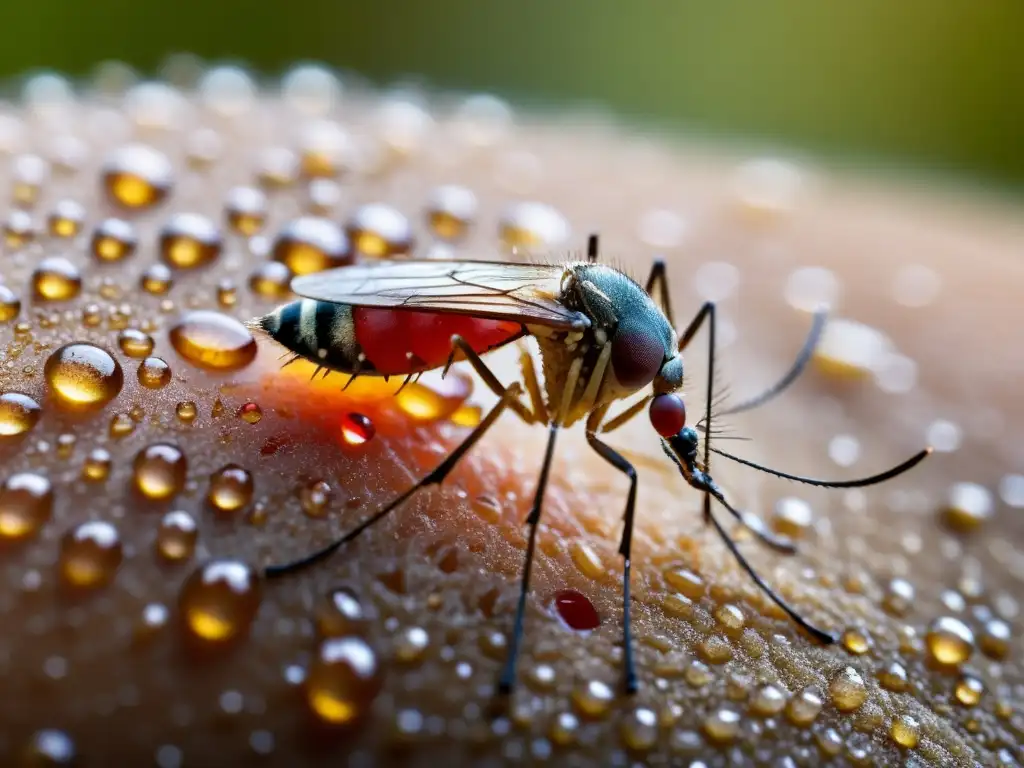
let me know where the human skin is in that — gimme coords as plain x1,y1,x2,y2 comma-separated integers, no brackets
0,70,1021,766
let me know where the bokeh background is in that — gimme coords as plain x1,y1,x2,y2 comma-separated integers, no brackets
3,0,1023,191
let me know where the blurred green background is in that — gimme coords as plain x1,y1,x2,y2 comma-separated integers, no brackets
4,1,1023,190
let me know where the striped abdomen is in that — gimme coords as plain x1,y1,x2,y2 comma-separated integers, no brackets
256,299,524,376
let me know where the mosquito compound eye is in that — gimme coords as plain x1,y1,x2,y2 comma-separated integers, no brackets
649,393,686,437
611,324,665,389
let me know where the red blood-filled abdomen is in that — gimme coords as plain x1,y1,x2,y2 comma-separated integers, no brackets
353,307,522,375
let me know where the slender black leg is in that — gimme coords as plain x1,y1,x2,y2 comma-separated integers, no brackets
497,424,559,695
644,258,675,329
586,431,640,694
587,233,599,263
677,301,714,354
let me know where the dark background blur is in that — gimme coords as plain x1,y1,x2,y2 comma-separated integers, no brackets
4,1,1023,190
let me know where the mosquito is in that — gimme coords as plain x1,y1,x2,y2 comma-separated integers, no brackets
252,235,931,694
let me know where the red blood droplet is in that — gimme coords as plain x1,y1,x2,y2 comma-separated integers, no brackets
649,393,686,437
340,412,375,445
553,589,600,631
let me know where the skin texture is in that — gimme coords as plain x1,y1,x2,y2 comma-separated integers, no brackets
0,72,1021,766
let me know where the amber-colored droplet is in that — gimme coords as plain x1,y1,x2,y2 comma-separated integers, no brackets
340,413,375,445
298,120,355,179
620,706,658,752
925,616,975,665
224,185,267,236
0,285,20,323
315,588,367,638
877,660,909,692
305,636,382,726
236,402,262,424
450,403,482,427
786,687,824,726
156,510,198,562
829,666,868,712
811,318,890,380
699,634,734,664
306,178,342,215
664,567,705,599
102,144,173,210
882,578,915,616
954,675,984,707
426,185,477,241
572,679,614,719
979,618,1011,659
569,540,605,580
300,480,332,518
942,481,993,532
90,217,137,262
47,199,85,238
11,153,49,206
0,472,53,540
0,392,41,437
216,279,237,308
499,201,571,249
108,412,135,438
271,216,351,275
44,343,123,411
159,212,222,269
81,448,112,482
179,560,262,646
168,310,258,372
842,628,873,655
136,357,171,390
255,146,300,189
770,496,814,538
207,464,254,513
55,433,76,459
714,603,745,632
59,520,122,589
890,713,920,748
702,706,741,744
32,258,82,301
132,443,188,501
553,589,600,631
396,626,430,663
749,683,788,716
395,373,473,423
346,203,414,258
248,261,292,299
117,328,154,358
176,401,198,423
139,263,173,295
4,209,36,248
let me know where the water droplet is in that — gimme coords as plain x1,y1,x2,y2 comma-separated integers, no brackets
32,257,82,301
22,729,75,765
552,589,599,631
137,357,171,389
102,144,173,209
926,419,961,453
828,666,867,712
248,261,292,299
305,636,383,726
159,212,222,269
828,434,860,467
0,285,20,322
168,310,257,372
81,448,111,482
812,318,892,380
395,373,473,423
224,185,267,236
979,618,1010,659
877,660,909,692
175,401,197,423
198,66,256,117
11,153,49,206
59,520,122,589
155,510,198,562
426,185,477,241
315,588,366,638
549,711,579,746
892,264,942,308
841,628,873,655
271,216,351,275
954,674,984,707
498,201,570,249
3,209,36,248
340,412,375,445
925,616,973,666
300,480,332,518
999,474,1024,508
698,634,733,664
889,713,920,748
139,263,173,295
786,687,823,726
281,64,341,116
749,683,788,716
714,603,746,633
732,157,804,221
255,146,300,189
702,705,741,744
0,472,52,540
45,343,123,411
179,560,261,646
395,626,430,663
569,540,605,580
207,465,254,513
664,567,705,598
693,261,740,302
133,443,187,501
117,328,154,358
0,392,41,437
571,679,614,718
298,120,356,179
620,706,657,751
346,203,414,258
47,199,85,238
942,482,993,533
882,578,915,616
785,267,839,312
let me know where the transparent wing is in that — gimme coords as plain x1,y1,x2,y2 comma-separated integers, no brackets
290,260,589,330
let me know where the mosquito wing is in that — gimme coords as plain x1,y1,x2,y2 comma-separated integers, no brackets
290,260,589,330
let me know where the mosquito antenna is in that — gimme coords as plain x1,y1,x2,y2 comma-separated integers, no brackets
587,233,599,263
720,308,827,416
711,445,932,488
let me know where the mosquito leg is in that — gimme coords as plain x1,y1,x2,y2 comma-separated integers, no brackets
497,424,559,695
444,334,535,423
587,233,599,263
720,309,827,416
600,394,653,435
586,430,641,694
644,258,675,329
519,345,547,424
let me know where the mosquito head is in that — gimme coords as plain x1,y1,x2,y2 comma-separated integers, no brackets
667,425,700,464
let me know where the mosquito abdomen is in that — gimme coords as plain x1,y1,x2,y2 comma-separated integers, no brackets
256,299,364,373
